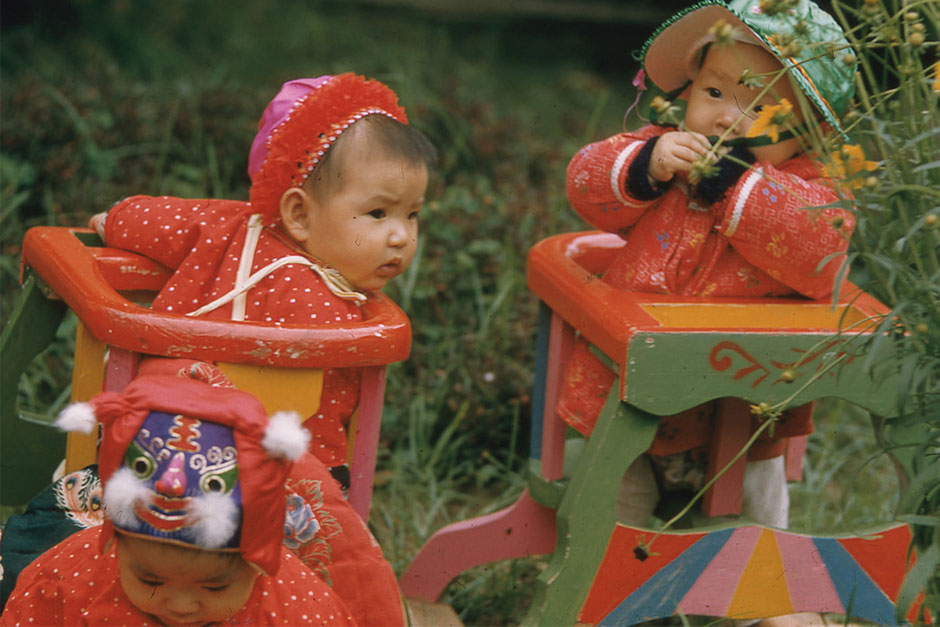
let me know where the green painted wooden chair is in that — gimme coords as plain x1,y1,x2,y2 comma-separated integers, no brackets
402,231,920,625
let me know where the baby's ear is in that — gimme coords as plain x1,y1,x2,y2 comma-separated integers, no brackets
278,187,313,243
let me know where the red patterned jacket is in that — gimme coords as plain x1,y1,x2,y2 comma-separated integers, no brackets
558,126,855,458
104,196,362,469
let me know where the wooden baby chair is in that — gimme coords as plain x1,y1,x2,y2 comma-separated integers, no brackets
1,225,411,521
401,231,917,625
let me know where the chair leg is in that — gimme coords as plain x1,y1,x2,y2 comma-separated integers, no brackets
702,398,750,517
399,488,556,603
525,389,660,626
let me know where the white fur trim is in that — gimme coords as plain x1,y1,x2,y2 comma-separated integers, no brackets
103,467,148,530
610,142,644,206
188,491,240,549
262,411,310,460
726,168,763,237
55,402,98,434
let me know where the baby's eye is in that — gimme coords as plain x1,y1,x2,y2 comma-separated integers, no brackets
754,104,765,113
203,584,230,592
368,209,386,219
707,87,722,98
408,210,420,220
139,578,163,588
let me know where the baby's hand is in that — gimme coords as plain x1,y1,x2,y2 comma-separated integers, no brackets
88,212,107,240
649,131,713,184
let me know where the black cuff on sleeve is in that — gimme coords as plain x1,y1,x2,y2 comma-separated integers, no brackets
626,137,667,201
694,145,757,205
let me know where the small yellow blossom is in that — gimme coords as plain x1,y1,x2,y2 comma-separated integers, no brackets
689,155,718,184
709,19,736,47
827,144,879,189
933,62,940,96
738,68,765,89
649,96,683,126
746,98,793,143
650,96,672,114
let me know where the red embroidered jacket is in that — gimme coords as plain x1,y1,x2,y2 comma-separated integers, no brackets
558,126,855,458
104,196,362,468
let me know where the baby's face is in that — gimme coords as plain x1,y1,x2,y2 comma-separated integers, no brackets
685,42,804,165
117,532,257,626
297,130,427,292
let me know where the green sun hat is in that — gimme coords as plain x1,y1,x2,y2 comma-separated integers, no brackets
637,0,856,138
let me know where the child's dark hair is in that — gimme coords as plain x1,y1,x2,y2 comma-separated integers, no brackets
308,114,437,198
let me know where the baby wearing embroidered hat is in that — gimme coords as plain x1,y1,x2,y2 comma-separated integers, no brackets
89,75,436,490
559,0,857,532
0,375,355,626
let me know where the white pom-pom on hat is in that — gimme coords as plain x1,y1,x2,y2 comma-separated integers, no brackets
188,491,240,549
103,467,149,531
55,402,98,434
261,411,310,460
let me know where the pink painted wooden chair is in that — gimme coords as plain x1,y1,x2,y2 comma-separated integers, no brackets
401,231,913,624
6,226,411,521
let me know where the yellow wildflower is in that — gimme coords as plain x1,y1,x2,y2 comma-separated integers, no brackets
650,96,672,114
933,62,940,96
828,144,879,189
709,19,736,47
649,96,683,126
746,98,793,143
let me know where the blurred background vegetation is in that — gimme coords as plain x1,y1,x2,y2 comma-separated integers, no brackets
1,1,919,623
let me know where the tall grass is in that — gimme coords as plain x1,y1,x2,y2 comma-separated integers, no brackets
0,1,923,624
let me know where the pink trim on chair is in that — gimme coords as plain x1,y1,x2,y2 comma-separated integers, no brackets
541,313,575,481
348,365,387,521
399,488,556,602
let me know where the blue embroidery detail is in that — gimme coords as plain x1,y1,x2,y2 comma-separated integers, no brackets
657,231,670,250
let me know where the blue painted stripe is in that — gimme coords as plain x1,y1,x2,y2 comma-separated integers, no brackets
811,537,899,626
600,528,735,625
529,301,551,460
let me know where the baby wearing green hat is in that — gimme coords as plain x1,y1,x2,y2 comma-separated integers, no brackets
559,0,856,537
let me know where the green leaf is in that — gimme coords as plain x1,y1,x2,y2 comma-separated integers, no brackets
896,543,939,623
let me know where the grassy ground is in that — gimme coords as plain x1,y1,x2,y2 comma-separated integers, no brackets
1,2,902,625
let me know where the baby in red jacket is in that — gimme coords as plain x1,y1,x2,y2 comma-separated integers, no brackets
1,376,358,626
91,75,435,489
559,0,857,528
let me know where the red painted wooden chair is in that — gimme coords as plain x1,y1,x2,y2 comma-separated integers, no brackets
1,226,411,521
401,231,915,624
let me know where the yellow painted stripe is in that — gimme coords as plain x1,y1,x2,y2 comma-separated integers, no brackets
727,529,795,619
788,56,840,125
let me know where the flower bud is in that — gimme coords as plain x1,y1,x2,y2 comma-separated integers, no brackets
709,19,736,46
650,96,672,114
925,214,938,227
910,32,925,46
